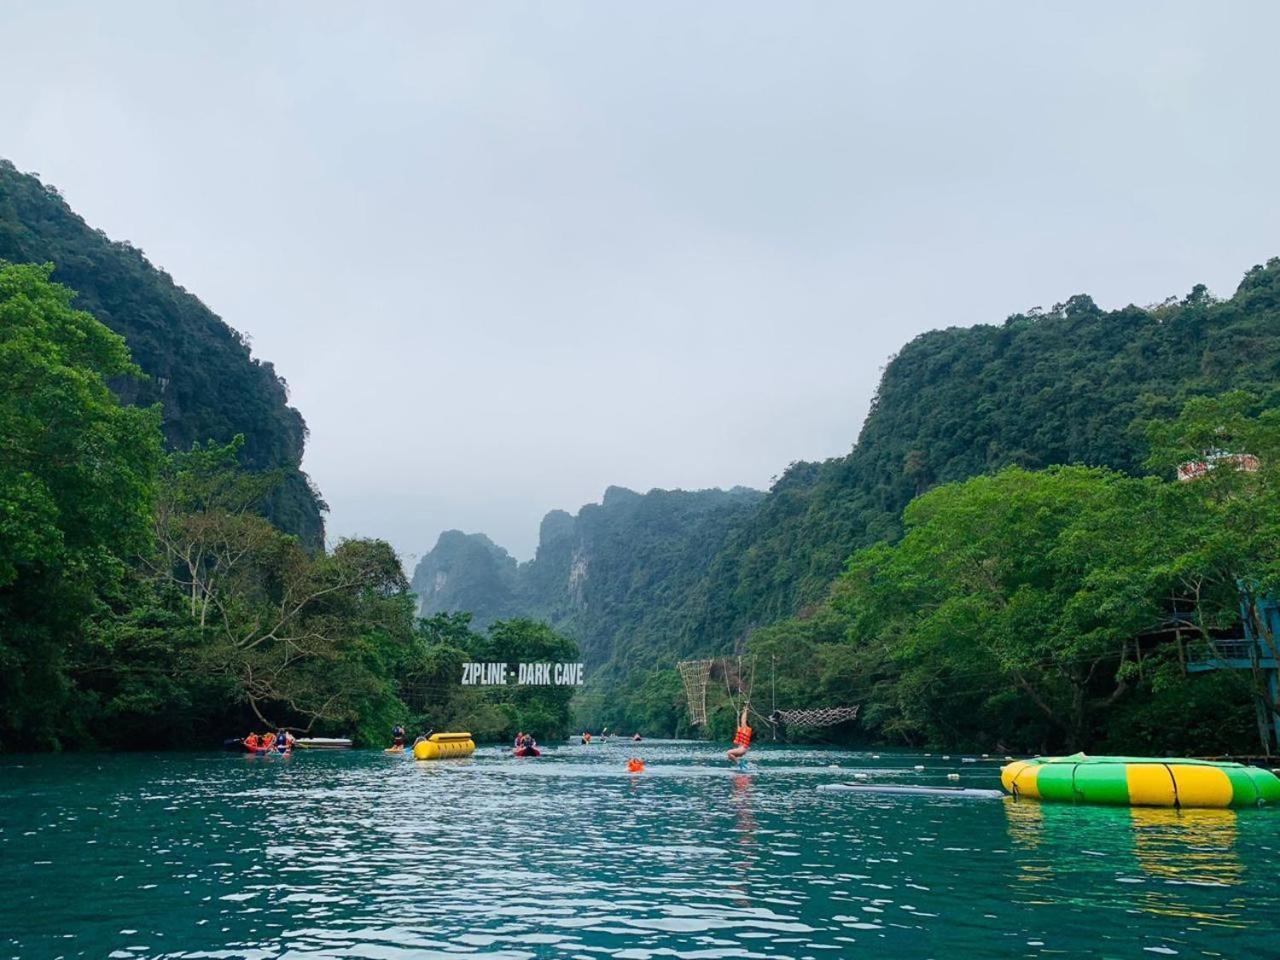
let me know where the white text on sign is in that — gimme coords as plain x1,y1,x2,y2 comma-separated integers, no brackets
460,662,585,686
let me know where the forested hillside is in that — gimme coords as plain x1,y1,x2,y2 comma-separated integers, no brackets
0,160,325,548
413,485,765,668
415,259,1280,709
694,264,1280,646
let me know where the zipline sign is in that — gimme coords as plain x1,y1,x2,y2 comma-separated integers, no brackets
460,662,585,686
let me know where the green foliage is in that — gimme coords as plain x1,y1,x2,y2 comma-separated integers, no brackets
414,486,766,679
10,429,417,750
830,467,1161,750
698,260,1280,650
414,260,1280,739
732,396,1280,754
0,159,325,548
146,439,416,737
0,263,164,748
405,613,580,743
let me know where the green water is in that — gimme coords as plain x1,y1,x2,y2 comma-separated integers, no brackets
3,741,1278,959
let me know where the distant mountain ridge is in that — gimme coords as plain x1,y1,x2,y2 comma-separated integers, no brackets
412,485,765,667
0,160,325,547
414,258,1280,679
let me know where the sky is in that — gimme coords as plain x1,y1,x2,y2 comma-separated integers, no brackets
4,3,1279,563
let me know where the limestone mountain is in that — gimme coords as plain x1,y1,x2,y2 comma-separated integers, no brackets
414,258,1280,683
412,485,766,668
0,159,325,548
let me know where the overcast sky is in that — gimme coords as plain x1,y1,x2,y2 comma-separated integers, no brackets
4,3,1279,562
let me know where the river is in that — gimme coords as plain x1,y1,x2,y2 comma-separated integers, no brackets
2,740,1277,958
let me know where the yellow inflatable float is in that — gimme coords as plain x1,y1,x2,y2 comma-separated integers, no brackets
412,732,476,760
1001,753,1280,808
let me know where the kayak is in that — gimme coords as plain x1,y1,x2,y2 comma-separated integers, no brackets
384,746,408,754
295,737,352,750
1001,754,1280,808
513,746,542,758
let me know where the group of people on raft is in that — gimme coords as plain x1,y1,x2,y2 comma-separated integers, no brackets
242,729,295,754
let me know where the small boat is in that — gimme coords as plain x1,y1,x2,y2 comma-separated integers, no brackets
513,746,542,758
295,737,353,750
819,783,1004,799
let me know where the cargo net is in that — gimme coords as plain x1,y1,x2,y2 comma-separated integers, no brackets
767,704,860,730
678,659,714,727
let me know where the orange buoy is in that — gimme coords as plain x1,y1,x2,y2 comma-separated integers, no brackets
627,758,645,773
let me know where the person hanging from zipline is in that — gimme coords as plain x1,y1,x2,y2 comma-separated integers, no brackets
726,704,752,762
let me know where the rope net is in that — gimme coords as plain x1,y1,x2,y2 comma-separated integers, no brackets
768,705,860,730
678,659,714,727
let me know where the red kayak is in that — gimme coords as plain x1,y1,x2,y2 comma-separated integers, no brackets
513,746,542,758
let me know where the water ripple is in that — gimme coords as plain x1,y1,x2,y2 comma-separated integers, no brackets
2,742,1278,958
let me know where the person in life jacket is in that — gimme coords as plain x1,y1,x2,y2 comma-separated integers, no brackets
726,705,752,762
391,725,406,749
275,729,294,752
244,732,261,751
262,731,276,750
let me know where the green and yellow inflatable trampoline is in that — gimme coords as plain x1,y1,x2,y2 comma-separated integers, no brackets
1001,754,1280,808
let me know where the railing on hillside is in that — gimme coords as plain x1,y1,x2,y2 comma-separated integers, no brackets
1187,638,1277,672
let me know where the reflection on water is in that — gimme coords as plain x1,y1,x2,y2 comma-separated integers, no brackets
729,773,757,907
1131,806,1242,885
1,743,1278,959
1005,793,1257,936
1130,807,1249,929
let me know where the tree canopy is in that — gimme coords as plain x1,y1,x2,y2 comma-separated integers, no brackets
0,262,163,747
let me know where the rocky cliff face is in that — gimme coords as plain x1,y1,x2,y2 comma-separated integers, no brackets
411,485,765,664
410,530,522,625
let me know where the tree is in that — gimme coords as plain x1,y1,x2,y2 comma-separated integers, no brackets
833,467,1158,750
148,440,415,735
0,263,163,747
1144,392,1280,749
402,613,582,742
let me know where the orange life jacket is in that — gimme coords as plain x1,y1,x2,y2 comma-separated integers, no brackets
733,725,753,748
244,734,260,749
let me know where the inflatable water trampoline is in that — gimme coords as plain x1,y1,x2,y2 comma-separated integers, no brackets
1001,754,1280,808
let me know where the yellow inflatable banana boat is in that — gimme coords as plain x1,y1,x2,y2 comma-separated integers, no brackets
412,732,476,760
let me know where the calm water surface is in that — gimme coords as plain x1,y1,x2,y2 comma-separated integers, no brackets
2,741,1278,959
